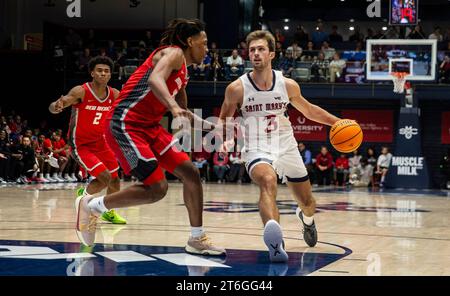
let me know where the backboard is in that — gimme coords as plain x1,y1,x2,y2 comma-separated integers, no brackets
366,39,437,81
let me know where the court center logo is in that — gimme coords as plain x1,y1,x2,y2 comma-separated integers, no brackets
399,126,418,139
366,0,381,18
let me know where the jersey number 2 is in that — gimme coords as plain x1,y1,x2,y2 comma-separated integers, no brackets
93,112,102,125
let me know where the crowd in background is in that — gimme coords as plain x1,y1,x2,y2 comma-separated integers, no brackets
53,23,450,84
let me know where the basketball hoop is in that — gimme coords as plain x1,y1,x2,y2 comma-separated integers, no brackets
391,72,408,94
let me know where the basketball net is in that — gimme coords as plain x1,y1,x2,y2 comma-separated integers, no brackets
391,72,409,94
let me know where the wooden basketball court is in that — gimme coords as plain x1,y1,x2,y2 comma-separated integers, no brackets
0,181,449,276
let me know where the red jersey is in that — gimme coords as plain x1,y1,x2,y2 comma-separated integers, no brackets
69,83,114,145
43,138,52,155
106,46,188,126
52,138,67,158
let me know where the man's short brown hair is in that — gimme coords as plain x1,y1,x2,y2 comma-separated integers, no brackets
246,30,276,52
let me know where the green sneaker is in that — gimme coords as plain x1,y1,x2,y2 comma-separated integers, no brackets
101,209,127,224
76,187,85,197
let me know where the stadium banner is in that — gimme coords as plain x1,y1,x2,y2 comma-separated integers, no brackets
385,107,430,189
341,110,393,142
288,108,327,141
442,112,450,144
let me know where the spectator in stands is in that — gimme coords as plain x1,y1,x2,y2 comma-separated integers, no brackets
315,146,333,185
274,29,286,46
227,149,245,184
439,148,450,189
329,25,343,43
311,52,329,82
190,53,212,81
294,25,310,48
0,130,11,183
312,22,329,49
334,153,349,186
192,148,211,182
278,49,296,77
298,142,314,182
321,41,336,60
329,52,346,83
349,149,362,175
213,152,229,184
0,115,9,133
210,41,219,55
77,48,92,72
349,157,374,187
274,41,284,59
34,133,51,182
286,41,302,60
376,146,392,187
408,25,426,39
301,41,317,61
366,147,378,170
349,26,364,42
211,51,225,81
429,26,443,41
50,132,68,182
239,41,249,61
10,136,37,184
439,55,450,83
225,49,244,81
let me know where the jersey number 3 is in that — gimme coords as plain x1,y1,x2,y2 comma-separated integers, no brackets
93,112,102,125
265,115,278,133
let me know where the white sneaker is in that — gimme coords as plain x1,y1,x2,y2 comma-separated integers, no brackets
70,173,78,182
52,173,64,182
263,220,288,262
45,173,57,183
75,195,99,247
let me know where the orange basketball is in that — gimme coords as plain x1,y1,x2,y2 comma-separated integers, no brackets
329,119,363,153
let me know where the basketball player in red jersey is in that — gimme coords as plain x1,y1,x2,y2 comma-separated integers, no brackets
49,56,127,226
75,19,225,255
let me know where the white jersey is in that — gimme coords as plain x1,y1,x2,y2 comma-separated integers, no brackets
239,70,297,157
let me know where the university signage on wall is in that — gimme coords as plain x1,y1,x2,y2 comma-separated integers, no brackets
341,110,394,142
288,108,327,141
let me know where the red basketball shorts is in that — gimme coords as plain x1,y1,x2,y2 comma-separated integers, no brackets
105,121,190,185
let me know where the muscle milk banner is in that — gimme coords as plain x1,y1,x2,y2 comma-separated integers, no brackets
341,110,393,142
385,108,430,189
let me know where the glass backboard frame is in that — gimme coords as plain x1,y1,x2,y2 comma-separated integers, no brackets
366,39,437,81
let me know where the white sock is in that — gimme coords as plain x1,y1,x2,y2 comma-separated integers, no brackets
191,226,204,238
296,207,314,226
381,176,386,183
87,196,109,214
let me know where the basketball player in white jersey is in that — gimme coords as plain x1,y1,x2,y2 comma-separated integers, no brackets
218,30,340,262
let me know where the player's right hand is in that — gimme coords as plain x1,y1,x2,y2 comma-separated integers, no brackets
50,96,64,114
